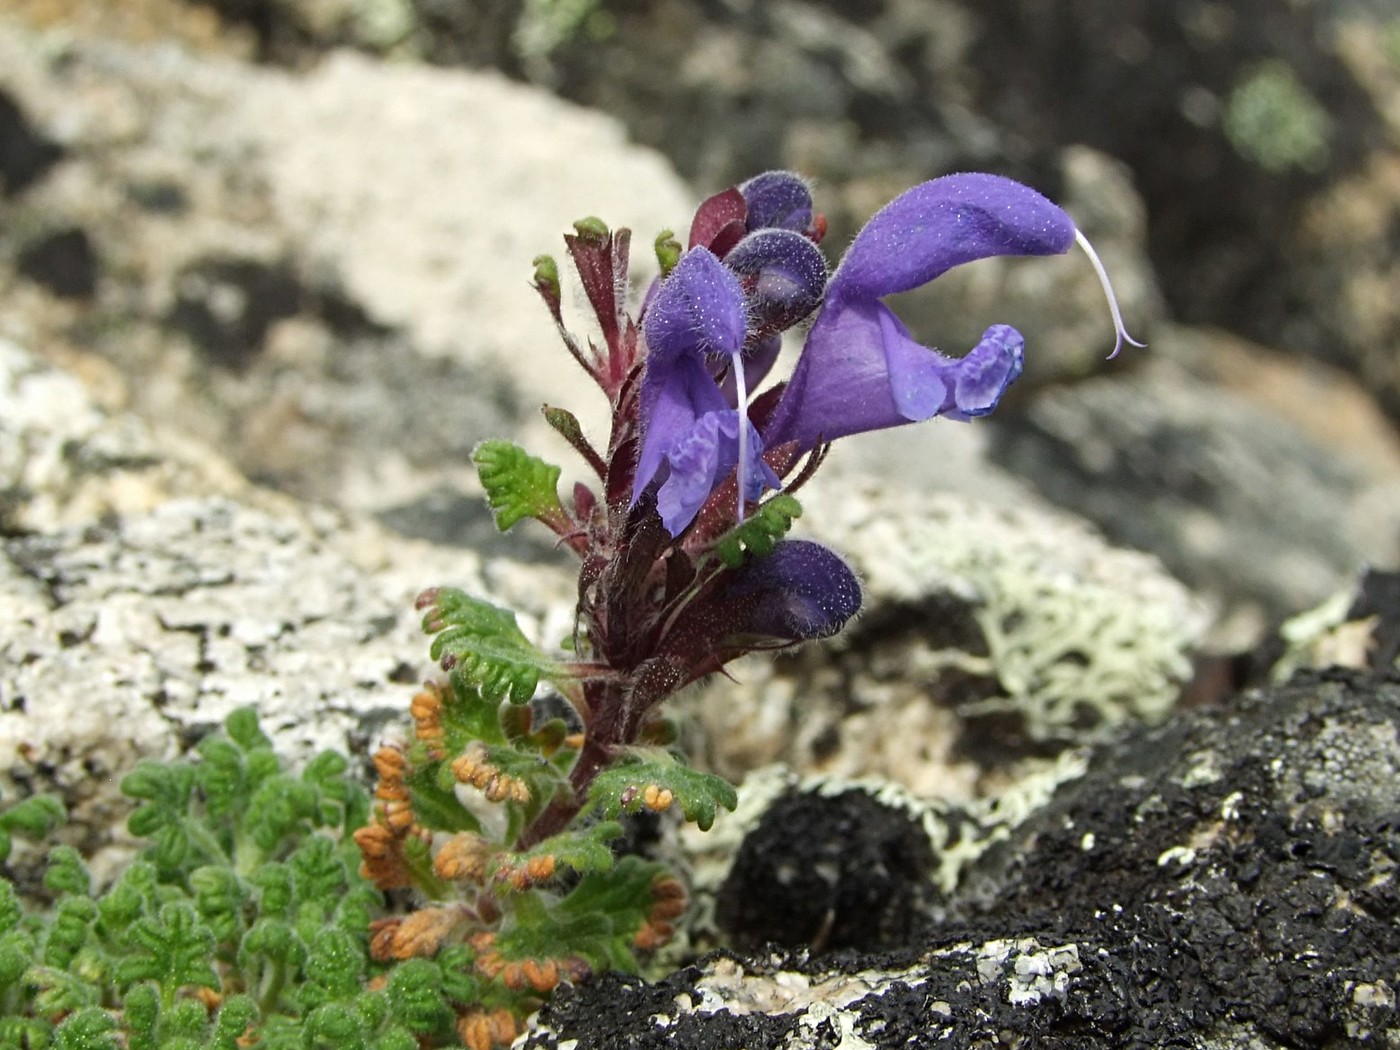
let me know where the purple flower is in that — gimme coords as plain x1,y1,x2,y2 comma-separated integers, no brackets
633,170,1142,537
765,173,1079,451
633,247,782,536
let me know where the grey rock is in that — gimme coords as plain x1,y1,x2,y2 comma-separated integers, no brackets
0,341,575,879
0,22,691,544
678,482,1208,797
990,345,1400,637
524,670,1400,1049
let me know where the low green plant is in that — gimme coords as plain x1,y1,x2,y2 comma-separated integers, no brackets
0,709,473,1050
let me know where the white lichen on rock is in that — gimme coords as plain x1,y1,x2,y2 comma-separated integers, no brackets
805,481,1210,744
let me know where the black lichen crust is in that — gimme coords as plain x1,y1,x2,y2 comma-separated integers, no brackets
715,787,937,953
525,670,1400,1049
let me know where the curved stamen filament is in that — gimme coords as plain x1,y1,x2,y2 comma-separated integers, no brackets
1075,228,1147,359
731,349,749,523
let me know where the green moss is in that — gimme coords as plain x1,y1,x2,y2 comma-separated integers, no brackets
1223,60,1331,174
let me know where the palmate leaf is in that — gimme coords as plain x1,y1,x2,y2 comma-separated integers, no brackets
712,493,803,568
472,440,565,532
586,753,739,832
420,588,565,705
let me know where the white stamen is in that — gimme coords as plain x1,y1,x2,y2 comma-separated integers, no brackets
732,350,749,524
1075,228,1147,359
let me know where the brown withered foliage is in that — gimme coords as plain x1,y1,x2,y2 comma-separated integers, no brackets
352,822,414,890
433,831,493,883
368,905,471,961
457,1008,520,1050
409,681,448,758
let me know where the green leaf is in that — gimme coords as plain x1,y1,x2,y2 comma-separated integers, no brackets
420,589,564,704
299,928,366,1008
225,707,272,752
42,896,97,968
488,822,622,893
121,983,160,1050
52,1006,119,1050
586,753,738,831
712,493,803,568
472,440,565,532
495,856,668,975
209,994,258,1050
404,762,480,836
0,794,65,862
113,902,219,999
43,846,90,897
189,866,247,945
384,959,455,1037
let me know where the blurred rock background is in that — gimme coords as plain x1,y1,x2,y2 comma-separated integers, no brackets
4,0,1398,644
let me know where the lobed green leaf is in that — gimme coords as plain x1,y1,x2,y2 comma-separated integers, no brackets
712,493,803,568
471,440,565,533
586,753,739,831
422,589,564,705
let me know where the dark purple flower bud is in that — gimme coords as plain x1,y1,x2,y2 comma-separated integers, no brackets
724,228,828,336
643,247,747,362
718,540,861,643
740,171,815,234
688,187,748,254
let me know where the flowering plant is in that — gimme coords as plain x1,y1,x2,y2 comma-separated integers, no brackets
353,170,1138,1046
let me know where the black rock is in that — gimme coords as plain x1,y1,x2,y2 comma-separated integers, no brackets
524,669,1400,1048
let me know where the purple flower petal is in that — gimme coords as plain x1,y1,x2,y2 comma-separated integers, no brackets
828,173,1075,305
654,410,780,536
633,351,731,508
764,301,1025,451
643,247,747,362
739,171,814,233
717,540,861,643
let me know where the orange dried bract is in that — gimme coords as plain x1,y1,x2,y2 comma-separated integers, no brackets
369,906,466,960
434,832,491,882
354,824,413,890
632,919,675,952
372,745,407,781
521,958,561,993
526,854,556,882
642,785,675,812
368,917,403,961
475,949,507,979
650,877,688,921
458,1009,519,1050
452,742,531,804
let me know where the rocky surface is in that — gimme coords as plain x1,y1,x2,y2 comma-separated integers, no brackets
1,6,1399,1048
0,19,690,547
524,670,1400,1049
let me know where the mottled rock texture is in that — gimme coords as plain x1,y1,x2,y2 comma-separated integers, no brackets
525,670,1400,1048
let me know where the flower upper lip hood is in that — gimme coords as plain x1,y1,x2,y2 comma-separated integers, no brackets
762,172,1078,453
633,170,1142,537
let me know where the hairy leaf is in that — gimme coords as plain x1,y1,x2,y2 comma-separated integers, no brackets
586,754,739,831
420,588,563,704
712,493,804,568
472,440,565,532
